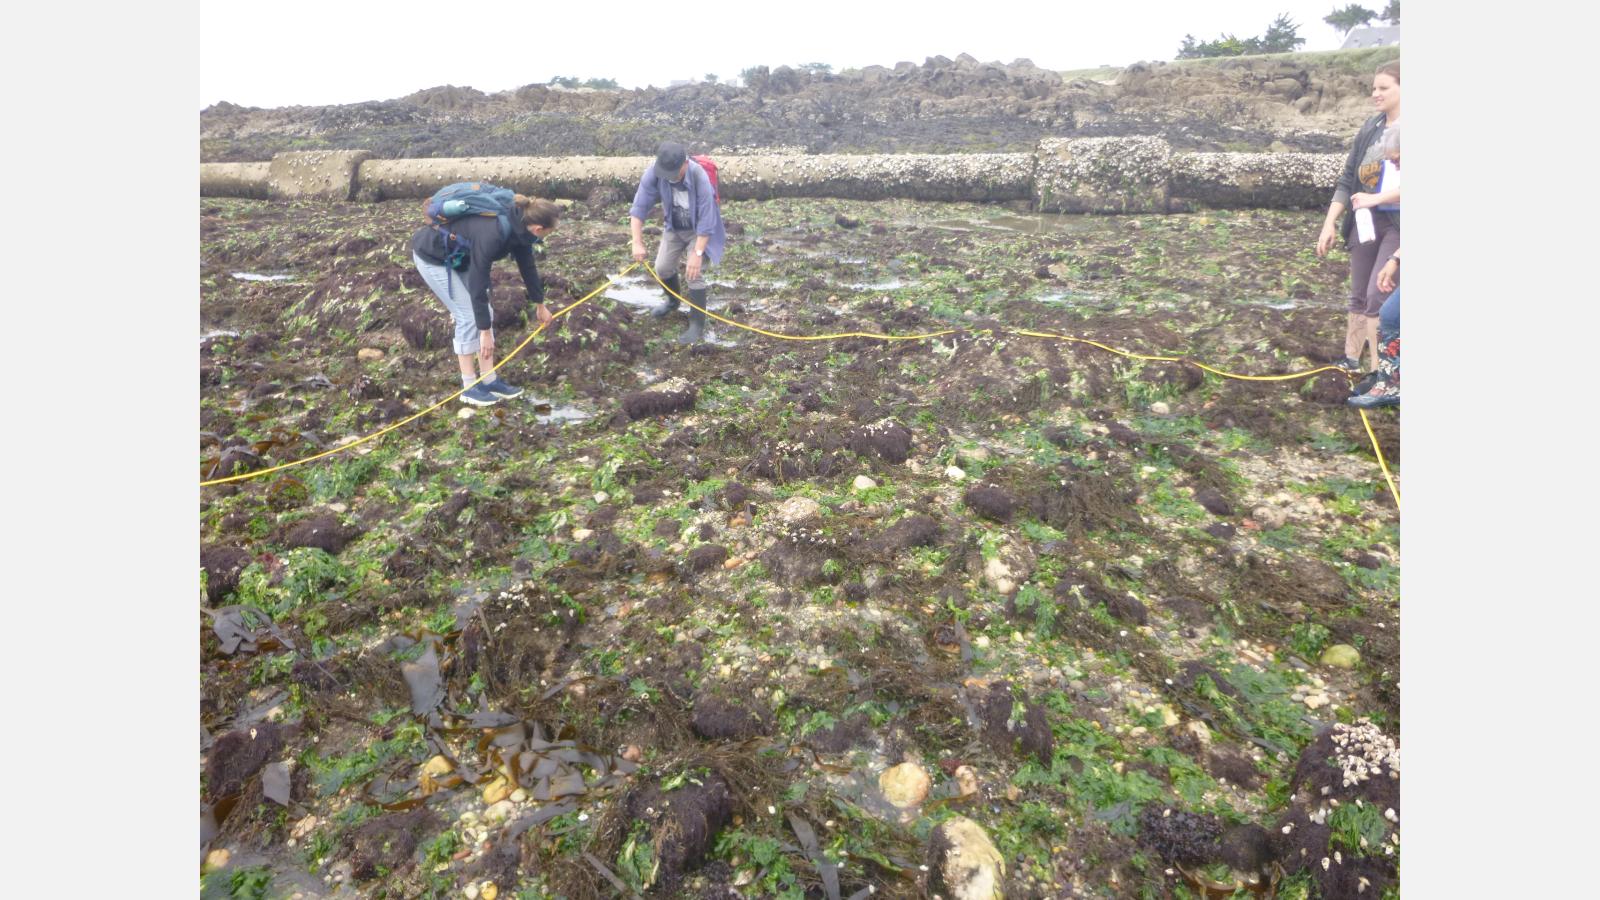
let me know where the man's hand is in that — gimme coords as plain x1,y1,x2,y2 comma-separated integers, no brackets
534,303,554,327
631,239,647,263
1377,258,1399,294
1350,192,1379,210
685,253,702,282
479,329,495,358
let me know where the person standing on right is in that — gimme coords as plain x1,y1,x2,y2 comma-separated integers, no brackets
1316,61,1401,373
629,141,727,344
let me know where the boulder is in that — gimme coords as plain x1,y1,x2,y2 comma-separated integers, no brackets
926,816,1005,900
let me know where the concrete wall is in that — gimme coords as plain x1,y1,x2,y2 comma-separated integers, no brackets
200,138,1342,213
199,162,272,200
1168,151,1341,211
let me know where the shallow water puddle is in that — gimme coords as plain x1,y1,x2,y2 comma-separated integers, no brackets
1248,297,1299,310
603,276,662,309
200,329,240,342
846,278,907,291
526,398,594,424
1034,290,1103,306
230,272,295,282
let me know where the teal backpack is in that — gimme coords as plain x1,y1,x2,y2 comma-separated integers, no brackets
422,182,517,270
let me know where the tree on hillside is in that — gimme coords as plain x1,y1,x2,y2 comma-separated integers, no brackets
799,62,833,75
1324,4,1378,37
1381,0,1400,24
1259,14,1307,53
1177,14,1305,59
704,73,719,84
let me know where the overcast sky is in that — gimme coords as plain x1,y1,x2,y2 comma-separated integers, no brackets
200,0,1387,108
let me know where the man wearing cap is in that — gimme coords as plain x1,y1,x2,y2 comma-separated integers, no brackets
629,141,727,344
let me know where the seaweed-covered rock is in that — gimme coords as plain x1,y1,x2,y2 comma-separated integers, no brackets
682,544,729,574
690,694,770,740
625,771,734,893
623,381,697,419
1137,805,1221,866
282,512,361,554
344,807,435,882
205,722,285,798
869,514,939,555
200,546,253,603
972,681,1053,765
846,419,913,464
963,483,1017,523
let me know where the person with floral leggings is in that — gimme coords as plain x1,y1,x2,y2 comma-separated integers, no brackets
1350,254,1400,408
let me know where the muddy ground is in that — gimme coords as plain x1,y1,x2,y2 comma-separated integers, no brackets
199,194,1399,899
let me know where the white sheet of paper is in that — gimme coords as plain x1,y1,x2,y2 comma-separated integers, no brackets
1354,207,1376,243
1377,160,1401,210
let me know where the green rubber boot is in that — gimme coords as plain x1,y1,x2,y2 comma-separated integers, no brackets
678,287,708,344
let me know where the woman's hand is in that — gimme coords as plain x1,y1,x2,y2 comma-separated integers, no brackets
1377,258,1399,294
631,239,647,263
479,329,495,357
1316,221,1339,258
534,303,554,327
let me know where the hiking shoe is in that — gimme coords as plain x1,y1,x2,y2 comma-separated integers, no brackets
1334,357,1362,373
459,383,500,407
1347,383,1399,409
1349,371,1382,397
482,379,524,400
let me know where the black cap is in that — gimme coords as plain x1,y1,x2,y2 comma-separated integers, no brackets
654,141,687,181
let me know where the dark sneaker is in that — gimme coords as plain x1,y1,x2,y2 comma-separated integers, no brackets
1349,371,1382,397
482,379,524,400
460,383,500,407
1347,383,1399,409
1334,357,1362,373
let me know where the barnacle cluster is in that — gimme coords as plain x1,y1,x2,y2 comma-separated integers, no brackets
1329,718,1400,788
773,521,839,549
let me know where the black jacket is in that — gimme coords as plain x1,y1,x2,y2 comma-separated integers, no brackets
411,212,544,331
1333,113,1393,245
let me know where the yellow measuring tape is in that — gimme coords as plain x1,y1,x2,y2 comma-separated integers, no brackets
641,263,961,342
202,259,1398,511
645,263,1397,508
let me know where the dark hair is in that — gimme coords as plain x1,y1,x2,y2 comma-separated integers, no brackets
1376,61,1400,84
514,195,561,229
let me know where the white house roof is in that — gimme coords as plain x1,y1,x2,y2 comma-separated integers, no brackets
1342,25,1401,49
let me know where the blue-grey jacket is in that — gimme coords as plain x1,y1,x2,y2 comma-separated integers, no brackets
629,159,727,266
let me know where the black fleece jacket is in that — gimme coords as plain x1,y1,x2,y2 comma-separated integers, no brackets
1333,113,1393,245
411,213,544,330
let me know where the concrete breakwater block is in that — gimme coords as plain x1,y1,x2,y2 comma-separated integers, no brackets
267,150,373,201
